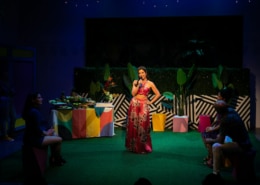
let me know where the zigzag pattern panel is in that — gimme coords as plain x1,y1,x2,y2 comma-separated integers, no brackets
233,96,251,130
110,94,251,131
112,94,129,127
112,94,168,128
154,95,174,129
192,95,251,130
160,110,174,129
193,95,218,123
148,94,165,124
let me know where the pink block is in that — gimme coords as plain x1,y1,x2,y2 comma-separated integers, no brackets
198,115,211,132
173,116,188,132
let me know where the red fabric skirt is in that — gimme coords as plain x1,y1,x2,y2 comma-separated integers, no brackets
125,97,152,153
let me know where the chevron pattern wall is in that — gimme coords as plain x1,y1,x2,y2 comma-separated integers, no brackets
111,94,251,131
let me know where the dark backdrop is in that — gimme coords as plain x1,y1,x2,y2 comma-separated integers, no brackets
85,16,243,68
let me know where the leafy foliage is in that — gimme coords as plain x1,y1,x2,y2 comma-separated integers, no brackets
211,65,234,92
175,64,197,115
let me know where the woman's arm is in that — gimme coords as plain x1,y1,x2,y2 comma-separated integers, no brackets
148,81,161,104
131,80,139,96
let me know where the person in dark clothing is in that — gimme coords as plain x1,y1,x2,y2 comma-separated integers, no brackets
22,92,66,166
0,71,16,141
201,87,233,167
204,100,253,181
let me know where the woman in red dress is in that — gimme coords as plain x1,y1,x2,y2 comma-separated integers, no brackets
125,66,161,154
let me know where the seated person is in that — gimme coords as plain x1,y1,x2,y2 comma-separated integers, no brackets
204,100,253,182
22,92,66,166
201,87,233,167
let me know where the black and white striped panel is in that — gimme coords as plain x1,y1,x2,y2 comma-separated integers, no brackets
151,95,174,129
161,110,174,129
191,95,251,130
192,94,218,123
112,94,129,127
148,94,165,123
111,94,251,131
233,96,251,130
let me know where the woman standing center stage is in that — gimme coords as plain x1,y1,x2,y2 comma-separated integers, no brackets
125,66,161,154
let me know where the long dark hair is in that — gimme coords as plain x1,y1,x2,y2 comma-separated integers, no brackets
138,66,149,79
219,87,233,103
22,92,40,120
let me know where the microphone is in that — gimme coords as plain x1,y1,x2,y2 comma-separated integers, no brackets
135,78,141,87
138,78,142,87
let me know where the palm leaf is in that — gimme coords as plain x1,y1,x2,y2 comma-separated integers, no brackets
103,63,110,81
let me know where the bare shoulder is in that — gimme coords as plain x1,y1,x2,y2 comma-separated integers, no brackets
147,80,154,86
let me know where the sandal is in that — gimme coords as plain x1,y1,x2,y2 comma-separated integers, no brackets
49,156,66,166
203,156,210,161
204,159,213,168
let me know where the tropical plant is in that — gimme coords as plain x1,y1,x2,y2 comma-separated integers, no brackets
103,63,110,81
175,64,197,116
211,64,234,91
123,63,138,95
89,63,111,101
89,80,101,100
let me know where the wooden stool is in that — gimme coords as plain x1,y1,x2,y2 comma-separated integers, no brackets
22,145,48,185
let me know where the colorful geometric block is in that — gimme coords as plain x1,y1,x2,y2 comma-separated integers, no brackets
72,109,86,139
100,108,114,136
86,108,101,137
173,115,188,132
198,115,211,132
152,113,166,131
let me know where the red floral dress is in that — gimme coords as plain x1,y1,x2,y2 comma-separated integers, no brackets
125,82,152,153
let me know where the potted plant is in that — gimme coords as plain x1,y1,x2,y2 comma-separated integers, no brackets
175,64,197,116
171,64,196,132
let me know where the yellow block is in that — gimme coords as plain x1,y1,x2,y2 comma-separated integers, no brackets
152,113,166,131
15,118,25,129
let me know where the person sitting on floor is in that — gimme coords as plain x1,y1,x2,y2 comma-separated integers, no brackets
22,92,66,166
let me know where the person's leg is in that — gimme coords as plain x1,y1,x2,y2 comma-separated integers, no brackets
204,143,213,167
42,135,62,145
201,132,210,161
8,100,16,138
212,142,242,175
0,96,13,141
42,136,66,165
